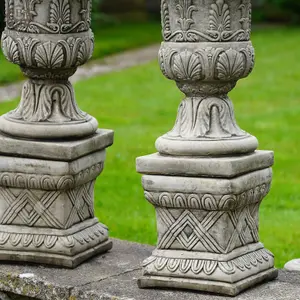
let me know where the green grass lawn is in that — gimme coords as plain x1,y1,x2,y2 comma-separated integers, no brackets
0,22,161,85
0,27,299,268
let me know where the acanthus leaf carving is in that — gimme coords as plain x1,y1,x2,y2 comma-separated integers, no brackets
10,80,86,122
209,0,231,36
7,0,91,33
1,35,20,65
162,0,251,42
238,0,252,40
161,0,172,40
48,0,72,33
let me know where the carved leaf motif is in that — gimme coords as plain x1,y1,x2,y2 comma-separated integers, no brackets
203,261,218,275
17,37,40,66
22,234,34,247
21,82,52,122
11,234,22,246
176,0,197,32
216,49,245,80
161,0,172,40
2,36,20,64
44,236,58,249
191,260,204,274
35,42,64,69
7,0,15,28
77,41,90,66
209,0,231,32
33,235,45,247
59,82,87,120
50,0,71,24
174,194,186,207
61,236,75,248
0,233,10,245
201,195,218,210
173,50,202,80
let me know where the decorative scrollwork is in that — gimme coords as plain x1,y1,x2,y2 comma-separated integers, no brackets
0,163,104,190
144,183,270,210
161,0,252,42
143,249,273,276
0,223,107,249
6,0,92,33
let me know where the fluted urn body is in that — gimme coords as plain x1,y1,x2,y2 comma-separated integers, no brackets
1,0,97,139
137,0,278,295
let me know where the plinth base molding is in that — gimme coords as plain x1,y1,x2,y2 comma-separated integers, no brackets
0,218,112,268
138,268,278,296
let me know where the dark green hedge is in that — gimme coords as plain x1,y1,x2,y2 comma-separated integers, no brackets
0,0,300,32
0,2,4,32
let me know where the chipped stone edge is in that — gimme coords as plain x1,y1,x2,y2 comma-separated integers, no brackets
0,267,139,300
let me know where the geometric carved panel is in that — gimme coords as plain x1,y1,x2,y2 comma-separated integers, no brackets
0,180,95,229
157,205,259,253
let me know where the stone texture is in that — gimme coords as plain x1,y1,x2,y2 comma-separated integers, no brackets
0,239,297,300
136,0,277,296
284,259,300,272
0,0,114,267
137,151,274,178
0,129,113,161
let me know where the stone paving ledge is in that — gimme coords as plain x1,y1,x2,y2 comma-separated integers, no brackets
0,239,298,300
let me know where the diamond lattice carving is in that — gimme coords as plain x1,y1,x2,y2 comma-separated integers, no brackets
157,206,259,253
0,180,95,229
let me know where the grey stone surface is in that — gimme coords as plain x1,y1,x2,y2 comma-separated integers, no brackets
137,151,274,178
0,0,114,267
0,239,298,300
0,129,113,161
136,0,277,296
284,259,300,272
2,1,97,139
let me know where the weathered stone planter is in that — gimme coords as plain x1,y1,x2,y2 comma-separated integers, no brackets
0,0,113,268
137,0,278,295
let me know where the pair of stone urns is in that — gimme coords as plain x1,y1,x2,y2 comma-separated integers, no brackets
0,0,278,297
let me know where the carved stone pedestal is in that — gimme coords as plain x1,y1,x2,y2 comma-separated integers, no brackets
137,152,277,295
137,0,278,295
0,0,114,267
0,130,113,268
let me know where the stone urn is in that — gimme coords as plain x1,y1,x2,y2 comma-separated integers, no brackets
137,0,278,295
0,0,114,268
156,0,256,156
1,0,96,139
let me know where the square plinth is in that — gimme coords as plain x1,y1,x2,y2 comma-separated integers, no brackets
137,151,277,295
137,150,274,178
0,130,114,268
0,129,113,161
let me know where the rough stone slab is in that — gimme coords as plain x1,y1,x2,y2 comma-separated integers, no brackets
137,151,274,178
0,239,298,300
0,129,113,161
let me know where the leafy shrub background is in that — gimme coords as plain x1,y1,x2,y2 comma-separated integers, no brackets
1,0,300,34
